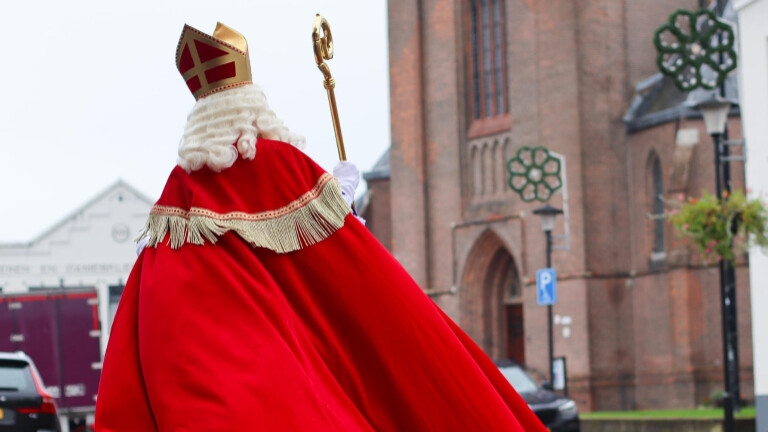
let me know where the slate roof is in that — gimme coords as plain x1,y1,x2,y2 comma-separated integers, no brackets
363,148,391,181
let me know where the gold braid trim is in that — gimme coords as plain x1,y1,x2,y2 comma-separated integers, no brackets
138,173,351,253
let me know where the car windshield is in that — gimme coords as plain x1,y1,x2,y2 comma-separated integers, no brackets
0,360,33,391
498,365,539,394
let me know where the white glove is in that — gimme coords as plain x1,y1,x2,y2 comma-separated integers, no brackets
333,161,360,207
332,161,366,225
135,235,150,255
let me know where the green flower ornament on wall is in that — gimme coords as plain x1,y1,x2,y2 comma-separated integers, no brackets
654,8,737,91
506,146,562,202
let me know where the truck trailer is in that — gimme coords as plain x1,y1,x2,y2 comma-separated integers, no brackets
1,288,102,431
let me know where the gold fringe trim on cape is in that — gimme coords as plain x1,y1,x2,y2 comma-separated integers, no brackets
138,173,351,253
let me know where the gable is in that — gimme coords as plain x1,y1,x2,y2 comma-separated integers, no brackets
0,180,154,292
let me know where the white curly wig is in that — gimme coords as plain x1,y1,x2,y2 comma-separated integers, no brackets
177,83,306,172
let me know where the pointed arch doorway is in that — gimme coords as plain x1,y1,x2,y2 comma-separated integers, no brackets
461,231,525,365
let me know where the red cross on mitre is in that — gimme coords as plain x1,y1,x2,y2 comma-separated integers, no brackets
175,23,253,100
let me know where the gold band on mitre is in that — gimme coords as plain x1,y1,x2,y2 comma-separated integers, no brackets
176,22,253,100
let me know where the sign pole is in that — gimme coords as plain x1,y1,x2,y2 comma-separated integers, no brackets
546,230,554,384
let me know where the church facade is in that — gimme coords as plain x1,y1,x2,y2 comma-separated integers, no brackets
367,0,754,411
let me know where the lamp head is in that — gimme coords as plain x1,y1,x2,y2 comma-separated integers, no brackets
532,204,563,232
689,94,737,136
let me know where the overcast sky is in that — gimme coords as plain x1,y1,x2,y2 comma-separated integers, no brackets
0,1,390,243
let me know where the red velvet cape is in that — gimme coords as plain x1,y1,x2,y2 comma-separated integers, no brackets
95,139,546,431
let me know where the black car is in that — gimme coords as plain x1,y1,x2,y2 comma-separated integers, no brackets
496,359,580,432
0,351,61,432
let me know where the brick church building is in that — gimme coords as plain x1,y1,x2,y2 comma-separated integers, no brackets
361,0,753,411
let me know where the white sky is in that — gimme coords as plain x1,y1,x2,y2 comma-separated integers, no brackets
0,1,390,243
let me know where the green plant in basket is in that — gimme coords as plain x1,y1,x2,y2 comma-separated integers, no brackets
668,190,768,263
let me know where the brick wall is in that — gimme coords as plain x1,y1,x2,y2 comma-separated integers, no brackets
387,0,428,285
383,0,752,412
361,178,392,252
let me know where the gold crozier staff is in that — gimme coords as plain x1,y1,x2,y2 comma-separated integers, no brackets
312,14,347,162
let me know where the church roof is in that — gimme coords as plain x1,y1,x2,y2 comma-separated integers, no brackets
624,73,740,133
363,148,391,181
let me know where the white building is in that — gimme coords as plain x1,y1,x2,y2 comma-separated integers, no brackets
0,180,153,430
734,0,768,429
0,180,153,350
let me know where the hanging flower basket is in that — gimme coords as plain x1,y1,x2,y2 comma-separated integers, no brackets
667,190,768,263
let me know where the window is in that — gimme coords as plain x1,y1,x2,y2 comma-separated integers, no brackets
0,360,34,391
466,0,510,138
652,157,664,253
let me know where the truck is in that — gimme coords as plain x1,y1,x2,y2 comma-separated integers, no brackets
0,288,102,431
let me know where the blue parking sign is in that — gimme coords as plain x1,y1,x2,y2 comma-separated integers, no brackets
536,268,557,306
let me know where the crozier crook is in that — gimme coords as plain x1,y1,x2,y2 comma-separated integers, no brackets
312,14,347,162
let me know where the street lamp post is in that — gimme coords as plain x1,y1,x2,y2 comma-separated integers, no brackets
692,94,739,431
533,204,563,385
